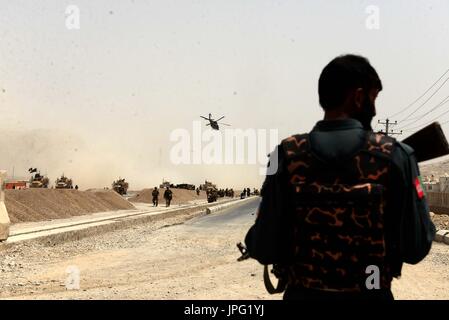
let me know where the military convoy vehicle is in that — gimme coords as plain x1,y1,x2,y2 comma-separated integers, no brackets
55,174,73,189
160,180,195,190
159,180,173,189
200,180,216,191
28,168,49,188
112,178,129,195
175,183,195,190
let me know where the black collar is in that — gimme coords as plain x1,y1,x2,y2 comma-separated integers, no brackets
313,118,364,132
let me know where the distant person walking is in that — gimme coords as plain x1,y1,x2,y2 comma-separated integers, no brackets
152,187,159,207
164,187,173,207
196,187,200,196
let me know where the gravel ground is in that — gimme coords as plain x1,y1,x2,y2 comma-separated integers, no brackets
431,213,449,230
0,198,448,300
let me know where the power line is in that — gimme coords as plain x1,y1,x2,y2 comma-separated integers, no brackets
398,94,449,130
401,105,449,132
399,75,449,122
387,67,449,119
439,118,449,126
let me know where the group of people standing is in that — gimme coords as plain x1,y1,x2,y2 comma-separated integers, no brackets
151,187,172,207
240,187,252,199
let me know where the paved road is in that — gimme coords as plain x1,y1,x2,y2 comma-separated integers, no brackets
186,197,259,227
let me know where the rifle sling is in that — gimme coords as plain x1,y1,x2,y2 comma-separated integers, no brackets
263,265,287,294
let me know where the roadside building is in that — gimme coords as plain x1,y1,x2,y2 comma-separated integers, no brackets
439,175,449,193
423,181,440,193
4,178,28,190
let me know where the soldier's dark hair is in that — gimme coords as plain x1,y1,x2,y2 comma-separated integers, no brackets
318,54,382,111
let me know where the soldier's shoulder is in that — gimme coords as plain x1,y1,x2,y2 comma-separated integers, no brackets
367,131,397,144
359,131,396,160
389,141,417,173
395,141,415,156
280,133,310,155
280,133,309,145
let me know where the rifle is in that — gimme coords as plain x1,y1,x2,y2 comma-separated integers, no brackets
236,242,286,294
236,242,250,261
401,122,449,162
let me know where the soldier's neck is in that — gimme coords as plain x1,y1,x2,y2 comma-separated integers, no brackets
323,110,351,121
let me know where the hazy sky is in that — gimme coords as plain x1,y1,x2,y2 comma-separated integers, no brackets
1,0,449,189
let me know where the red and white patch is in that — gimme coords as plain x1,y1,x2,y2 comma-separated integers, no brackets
414,177,424,199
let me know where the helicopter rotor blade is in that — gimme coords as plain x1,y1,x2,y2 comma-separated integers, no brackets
220,123,231,126
200,116,209,120
205,123,211,126
216,116,225,122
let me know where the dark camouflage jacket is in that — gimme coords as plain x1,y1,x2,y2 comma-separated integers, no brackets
245,119,435,291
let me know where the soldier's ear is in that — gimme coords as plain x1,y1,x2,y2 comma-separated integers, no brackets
353,88,364,109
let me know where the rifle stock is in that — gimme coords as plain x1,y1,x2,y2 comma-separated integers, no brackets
401,122,449,163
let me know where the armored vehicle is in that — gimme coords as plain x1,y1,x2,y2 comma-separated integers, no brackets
112,178,129,195
28,168,49,188
55,175,73,189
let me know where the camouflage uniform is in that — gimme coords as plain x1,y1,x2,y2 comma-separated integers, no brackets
164,188,173,207
152,188,159,207
245,119,435,300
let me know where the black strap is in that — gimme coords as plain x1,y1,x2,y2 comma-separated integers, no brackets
263,265,287,294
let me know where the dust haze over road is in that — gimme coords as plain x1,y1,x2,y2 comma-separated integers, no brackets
0,198,448,300
3,1,449,190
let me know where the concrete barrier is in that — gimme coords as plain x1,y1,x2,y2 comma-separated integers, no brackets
444,234,449,245
205,196,257,214
0,170,11,240
434,230,449,243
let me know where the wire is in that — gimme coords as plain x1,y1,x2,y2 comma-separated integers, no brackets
398,94,449,130
399,75,449,122
401,104,449,132
387,67,449,119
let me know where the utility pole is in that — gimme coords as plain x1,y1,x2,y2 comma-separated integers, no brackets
377,119,403,136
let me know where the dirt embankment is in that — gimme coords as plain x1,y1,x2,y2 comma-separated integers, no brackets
5,189,135,224
129,188,206,205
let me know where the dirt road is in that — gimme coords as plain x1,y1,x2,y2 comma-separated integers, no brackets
0,198,448,300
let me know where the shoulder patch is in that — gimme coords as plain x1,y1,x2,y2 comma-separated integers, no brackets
414,176,425,199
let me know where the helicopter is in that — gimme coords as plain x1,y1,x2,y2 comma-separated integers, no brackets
200,113,230,130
